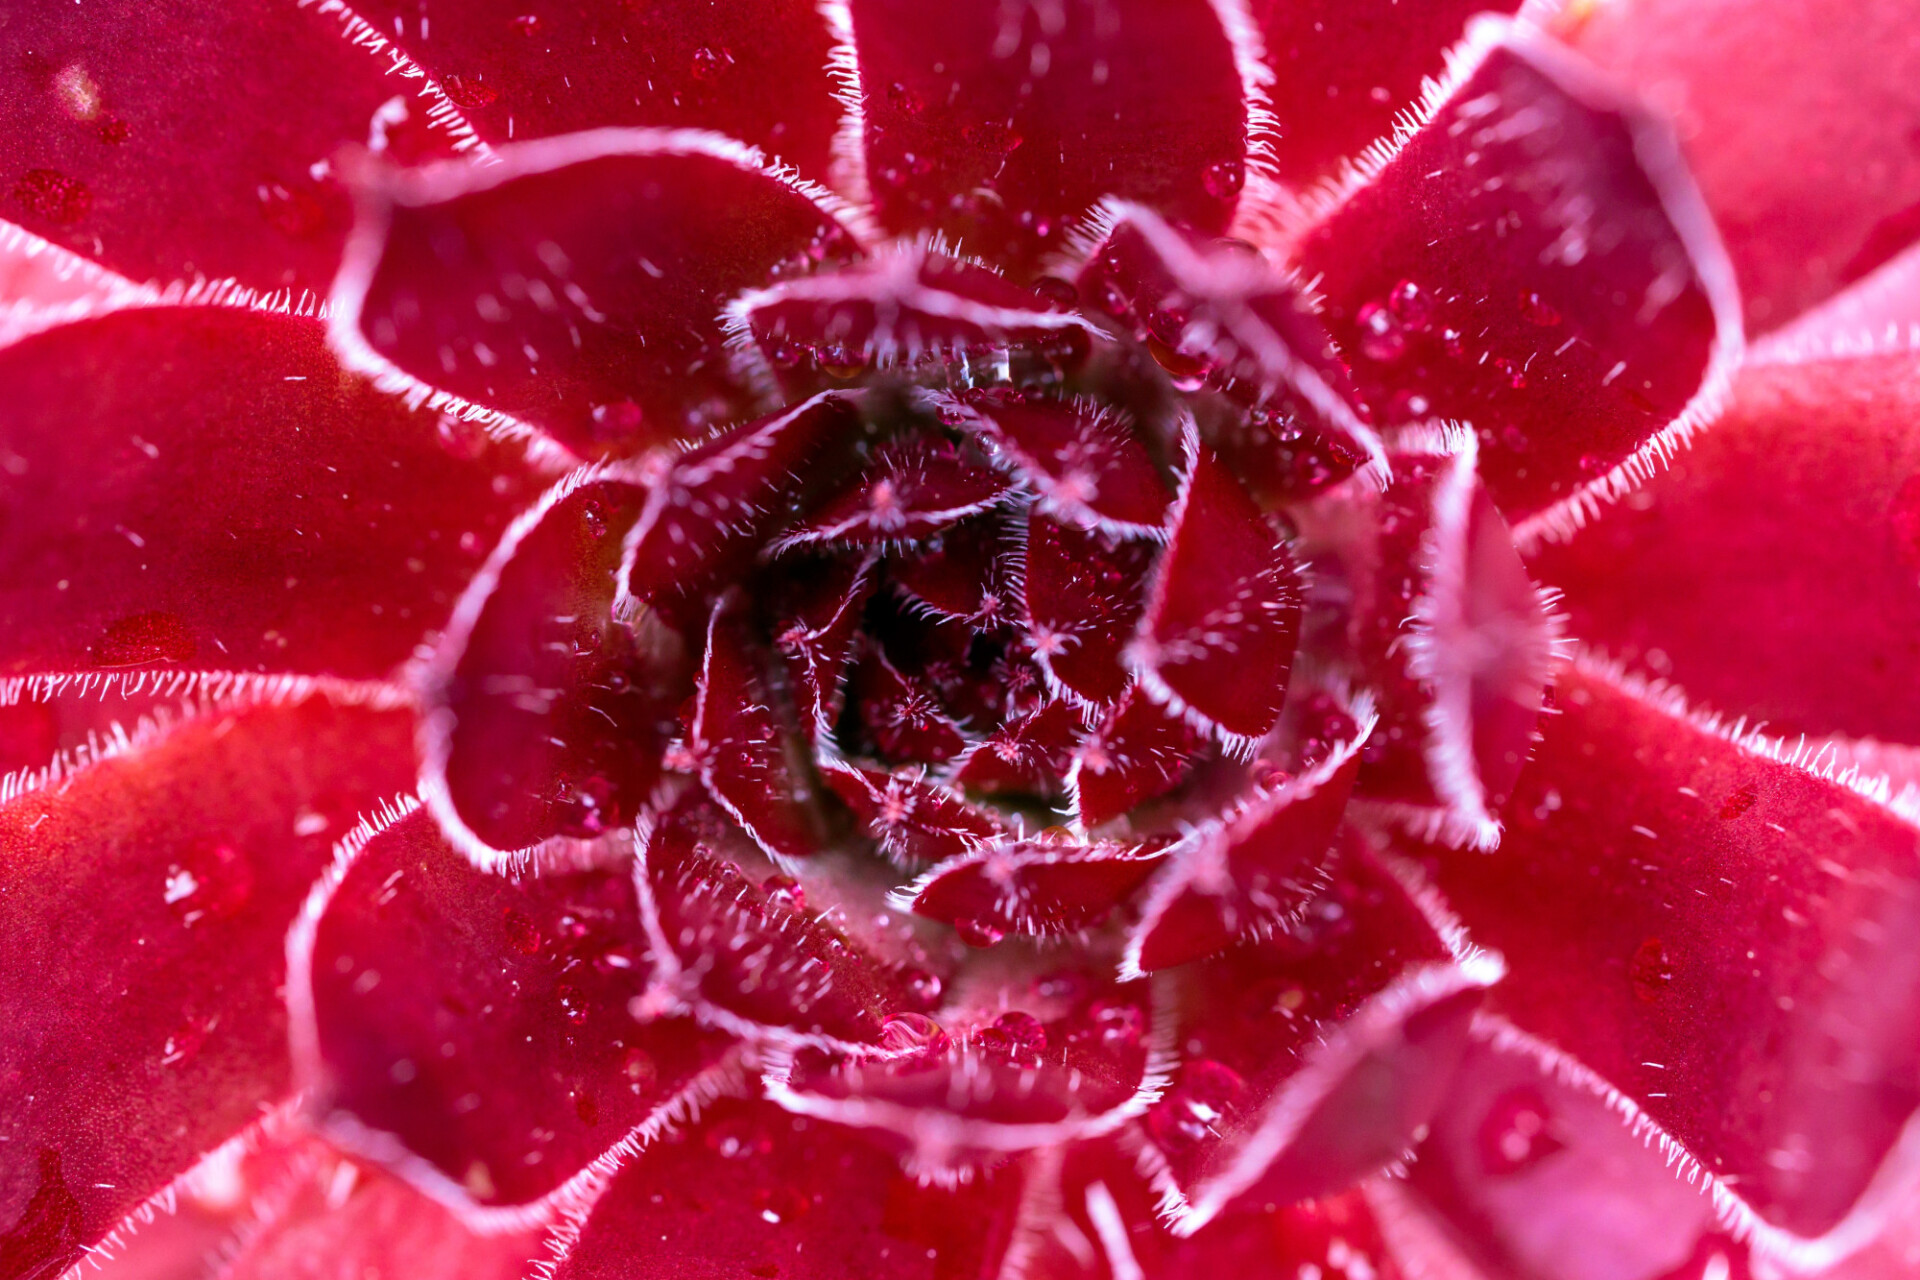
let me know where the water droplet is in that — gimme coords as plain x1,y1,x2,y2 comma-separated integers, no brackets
92,610,196,667
704,1113,772,1159
1475,1085,1562,1175
622,1047,658,1092
760,875,806,914
1146,335,1212,386
11,168,91,226
953,917,1006,949
817,351,870,380
442,74,499,110
898,966,944,1010
1356,301,1406,362
554,771,620,839
511,13,543,35
992,1010,1047,1060
1385,388,1432,422
1387,278,1434,331
589,399,644,441
165,842,254,926
1030,274,1078,310
1202,159,1244,199
1147,1059,1246,1148
579,494,612,539
880,1012,948,1054
1493,356,1527,389
1889,475,1920,572
689,46,732,82
1518,290,1563,327
1629,936,1675,1002
556,981,590,1023
1085,997,1143,1049
502,907,543,956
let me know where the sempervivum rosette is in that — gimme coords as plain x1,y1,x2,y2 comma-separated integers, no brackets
2,2,1920,1279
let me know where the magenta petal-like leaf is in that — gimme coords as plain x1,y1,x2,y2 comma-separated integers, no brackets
1145,837,1497,1232
1125,712,1371,974
546,1099,1024,1280
902,836,1168,939
1534,353,1920,743
774,553,881,737
0,701,414,1280
294,806,737,1214
1025,509,1158,708
690,595,827,863
951,698,1089,800
335,130,865,458
420,473,680,866
820,761,1006,868
638,795,930,1050
0,309,535,690
1426,659,1920,1240
886,513,1021,628
952,392,1171,536
0,0,481,294
845,648,970,766
771,432,1012,553
349,0,843,177
1131,436,1301,749
1294,18,1741,526
842,0,1249,273
1572,0,1920,332
1069,687,1206,830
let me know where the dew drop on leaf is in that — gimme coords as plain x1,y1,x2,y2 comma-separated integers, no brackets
1356,301,1406,362
1147,1059,1247,1149
1475,1085,1563,1176
1629,936,1676,1003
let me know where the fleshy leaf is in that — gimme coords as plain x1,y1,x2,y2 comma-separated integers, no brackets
1293,18,1740,524
845,649,970,766
1424,659,1920,1240
618,392,867,621
1124,708,1371,974
1069,688,1207,830
953,391,1171,536
419,472,681,866
335,130,864,458
1570,0,1920,332
1024,509,1158,708
774,552,881,736
1130,435,1301,750
1313,428,1555,848
951,698,1089,800
0,308,536,687
637,795,932,1051
350,0,842,177
1144,835,1497,1232
765,969,1167,1181
886,513,1021,628
820,761,1006,868
770,432,1012,554
0,0,482,294
1074,204,1384,493
546,1099,1023,1280
0,701,414,1280
688,594,827,862
294,806,737,1213
1533,353,1920,743
842,0,1248,272
729,249,1099,396
902,836,1168,939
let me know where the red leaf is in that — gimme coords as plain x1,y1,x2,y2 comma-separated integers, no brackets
1131,436,1301,749
1425,659,1920,1240
638,796,936,1051
618,392,867,621
729,249,1099,396
770,432,1013,553
0,309,536,690
1073,205,1385,495
1293,19,1741,525
1251,0,1524,184
0,0,480,294
1312,428,1556,848
765,971,1169,1181
844,649,970,766
1069,688,1206,830
294,806,737,1214
690,594,826,863
0,701,414,1280
842,0,1248,273
952,391,1172,536
335,132,865,459
951,698,1089,800
1024,509,1158,709
1396,1022,1725,1280
773,552,880,737
901,836,1168,940
419,473,683,866
887,512,1022,628
820,761,1006,868
1124,709,1371,974
546,1099,1025,1280
1533,354,1920,743
1143,835,1497,1232
349,0,842,178
1571,0,1920,332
